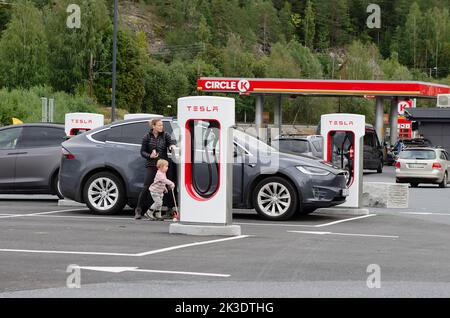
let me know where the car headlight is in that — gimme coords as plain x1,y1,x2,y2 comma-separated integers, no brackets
296,166,330,176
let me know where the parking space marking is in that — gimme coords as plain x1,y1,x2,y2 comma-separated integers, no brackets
0,235,250,258
235,221,316,228
0,208,89,219
314,214,376,227
288,230,398,239
78,266,230,278
401,212,450,216
135,235,251,256
235,215,376,229
0,248,134,257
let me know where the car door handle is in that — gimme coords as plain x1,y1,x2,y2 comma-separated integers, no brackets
7,152,27,155
247,163,256,168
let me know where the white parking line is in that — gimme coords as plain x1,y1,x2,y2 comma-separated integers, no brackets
401,212,450,216
0,209,89,219
314,214,376,227
135,235,251,256
235,221,316,228
288,230,399,239
78,266,230,278
0,235,250,257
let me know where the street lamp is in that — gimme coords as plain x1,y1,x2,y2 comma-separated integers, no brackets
111,0,118,122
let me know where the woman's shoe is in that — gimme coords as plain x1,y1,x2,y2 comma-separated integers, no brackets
134,208,142,220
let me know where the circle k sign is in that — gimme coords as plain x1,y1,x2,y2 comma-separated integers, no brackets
237,80,250,93
398,100,412,115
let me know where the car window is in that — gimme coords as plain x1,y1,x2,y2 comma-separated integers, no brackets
17,127,65,148
312,140,323,152
364,132,375,148
445,151,450,161
107,122,149,144
440,151,446,160
91,129,108,142
0,127,23,149
399,149,436,160
277,139,309,154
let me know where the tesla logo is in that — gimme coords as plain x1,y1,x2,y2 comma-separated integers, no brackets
237,80,250,93
71,119,93,124
187,105,219,112
329,120,354,126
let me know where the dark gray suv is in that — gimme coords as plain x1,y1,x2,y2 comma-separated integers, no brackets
0,123,65,198
59,118,348,220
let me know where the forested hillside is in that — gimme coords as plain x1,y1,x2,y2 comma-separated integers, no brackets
1,0,450,125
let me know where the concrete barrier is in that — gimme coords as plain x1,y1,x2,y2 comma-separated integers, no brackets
362,182,409,208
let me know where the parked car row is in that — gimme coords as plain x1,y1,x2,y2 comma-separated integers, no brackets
0,119,349,221
0,123,65,198
273,124,385,173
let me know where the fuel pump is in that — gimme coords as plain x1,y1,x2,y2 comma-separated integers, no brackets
321,114,365,208
169,96,241,236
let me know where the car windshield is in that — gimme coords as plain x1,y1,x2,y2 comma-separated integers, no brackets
399,149,436,160
233,129,276,153
275,139,309,153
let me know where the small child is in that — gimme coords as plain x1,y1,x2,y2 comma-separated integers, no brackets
145,159,175,220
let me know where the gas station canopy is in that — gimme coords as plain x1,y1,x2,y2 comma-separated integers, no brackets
197,77,450,98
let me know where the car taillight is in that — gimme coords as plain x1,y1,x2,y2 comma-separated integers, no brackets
395,161,401,168
432,163,442,169
62,147,75,160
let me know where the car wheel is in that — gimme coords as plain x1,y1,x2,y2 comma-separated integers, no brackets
83,172,126,215
377,161,383,174
439,173,448,188
253,177,298,221
52,173,64,199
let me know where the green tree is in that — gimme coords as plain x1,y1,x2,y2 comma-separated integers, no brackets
44,0,110,93
303,0,315,49
0,0,48,89
94,28,145,113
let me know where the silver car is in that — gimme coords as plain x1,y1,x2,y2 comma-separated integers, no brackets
0,123,66,197
395,147,450,188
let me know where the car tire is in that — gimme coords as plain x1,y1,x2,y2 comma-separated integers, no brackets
377,161,383,174
253,177,298,221
83,172,126,215
52,173,64,199
439,173,448,188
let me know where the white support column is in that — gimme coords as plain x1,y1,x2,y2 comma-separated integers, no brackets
274,95,282,129
390,98,399,146
255,95,264,139
375,97,384,143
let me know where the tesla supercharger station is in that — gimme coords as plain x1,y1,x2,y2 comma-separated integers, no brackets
321,114,366,209
65,113,104,137
169,96,241,236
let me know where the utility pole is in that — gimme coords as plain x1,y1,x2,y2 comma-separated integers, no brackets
111,0,118,122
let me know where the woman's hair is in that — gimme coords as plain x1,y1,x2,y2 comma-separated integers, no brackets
156,159,169,169
151,119,162,127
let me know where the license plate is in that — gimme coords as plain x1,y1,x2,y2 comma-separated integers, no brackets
342,188,349,196
409,163,425,169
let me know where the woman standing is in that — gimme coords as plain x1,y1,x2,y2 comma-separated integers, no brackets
135,119,176,219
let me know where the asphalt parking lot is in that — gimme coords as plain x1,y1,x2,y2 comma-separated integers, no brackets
1,167,450,298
